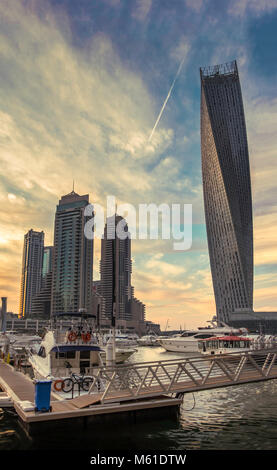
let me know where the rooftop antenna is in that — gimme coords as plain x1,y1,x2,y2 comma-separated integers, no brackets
72,179,75,192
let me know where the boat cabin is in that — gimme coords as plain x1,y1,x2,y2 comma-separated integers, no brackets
198,335,253,355
29,326,103,379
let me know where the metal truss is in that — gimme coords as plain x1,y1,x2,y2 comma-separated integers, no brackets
87,349,277,403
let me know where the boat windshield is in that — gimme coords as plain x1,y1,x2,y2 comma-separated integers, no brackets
181,332,196,337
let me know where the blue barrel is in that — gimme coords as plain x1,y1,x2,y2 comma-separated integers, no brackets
34,380,52,412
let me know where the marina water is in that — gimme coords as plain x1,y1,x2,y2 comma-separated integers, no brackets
1,346,277,450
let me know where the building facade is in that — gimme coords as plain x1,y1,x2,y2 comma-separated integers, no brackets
98,214,145,332
100,215,132,322
51,191,93,316
30,245,54,318
19,229,44,318
42,246,53,281
200,60,253,323
31,271,52,318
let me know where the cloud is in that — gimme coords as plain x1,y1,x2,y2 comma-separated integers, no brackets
132,0,152,22
0,0,179,313
145,253,186,276
185,0,203,13
1,0,277,325
228,0,277,17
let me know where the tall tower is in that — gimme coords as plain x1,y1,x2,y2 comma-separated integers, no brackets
31,246,53,319
51,191,93,316
42,246,53,282
19,229,44,318
200,60,253,323
100,215,132,324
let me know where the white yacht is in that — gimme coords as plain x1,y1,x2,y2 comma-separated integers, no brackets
28,316,136,385
0,331,41,364
137,334,159,346
100,329,138,348
159,321,249,353
0,331,41,347
28,325,102,382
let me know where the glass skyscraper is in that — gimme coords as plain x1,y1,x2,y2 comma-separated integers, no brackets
19,229,44,318
31,246,53,318
200,60,253,323
100,215,133,323
51,191,94,316
42,246,53,281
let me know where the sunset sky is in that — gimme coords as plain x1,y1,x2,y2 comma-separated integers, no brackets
0,0,277,329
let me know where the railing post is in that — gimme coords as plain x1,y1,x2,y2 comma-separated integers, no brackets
101,371,116,403
265,353,277,377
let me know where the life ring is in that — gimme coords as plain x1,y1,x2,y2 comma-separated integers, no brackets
82,332,91,343
53,380,64,392
68,331,77,342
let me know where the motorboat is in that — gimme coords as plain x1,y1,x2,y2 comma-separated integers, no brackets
101,347,135,364
198,335,253,356
137,334,159,346
28,325,102,382
0,331,41,365
99,329,138,348
159,322,249,353
27,316,136,386
0,331,41,348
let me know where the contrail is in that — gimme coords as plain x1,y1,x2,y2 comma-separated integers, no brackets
148,56,186,142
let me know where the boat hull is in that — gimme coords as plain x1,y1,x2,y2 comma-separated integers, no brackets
100,349,136,364
159,339,199,353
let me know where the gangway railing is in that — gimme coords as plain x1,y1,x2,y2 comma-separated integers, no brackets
87,349,277,403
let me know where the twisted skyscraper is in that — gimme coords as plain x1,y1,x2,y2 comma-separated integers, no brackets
200,60,253,323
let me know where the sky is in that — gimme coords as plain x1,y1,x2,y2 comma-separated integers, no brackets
0,0,277,330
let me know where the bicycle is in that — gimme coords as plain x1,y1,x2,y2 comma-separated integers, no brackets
62,372,94,393
62,364,94,393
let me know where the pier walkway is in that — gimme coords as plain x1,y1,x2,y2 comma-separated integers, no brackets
88,348,277,402
1,348,277,432
0,361,59,405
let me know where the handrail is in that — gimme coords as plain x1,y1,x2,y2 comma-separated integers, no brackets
85,348,277,403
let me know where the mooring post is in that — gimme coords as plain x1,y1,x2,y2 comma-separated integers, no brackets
1,297,7,333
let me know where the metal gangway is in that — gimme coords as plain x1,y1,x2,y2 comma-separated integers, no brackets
87,349,277,403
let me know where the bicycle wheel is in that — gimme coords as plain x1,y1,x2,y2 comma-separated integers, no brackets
62,378,74,393
81,377,93,392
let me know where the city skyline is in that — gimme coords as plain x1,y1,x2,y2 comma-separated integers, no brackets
1,0,277,329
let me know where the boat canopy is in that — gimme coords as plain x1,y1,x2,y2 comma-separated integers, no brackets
51,345,102,353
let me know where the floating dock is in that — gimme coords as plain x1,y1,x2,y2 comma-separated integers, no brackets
0,360,182,435
2,348,277,436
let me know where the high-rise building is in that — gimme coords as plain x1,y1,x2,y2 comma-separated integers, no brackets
31,246,53,319
51,191,93,316
42,246,53,281
99,214,145,332
200,60,253,323
31,271,52,318
19,229,44,318
100,215,132,323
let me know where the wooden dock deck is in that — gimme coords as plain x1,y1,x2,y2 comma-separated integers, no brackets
0,360,59,404
1,348,277,434
0,359,182,433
